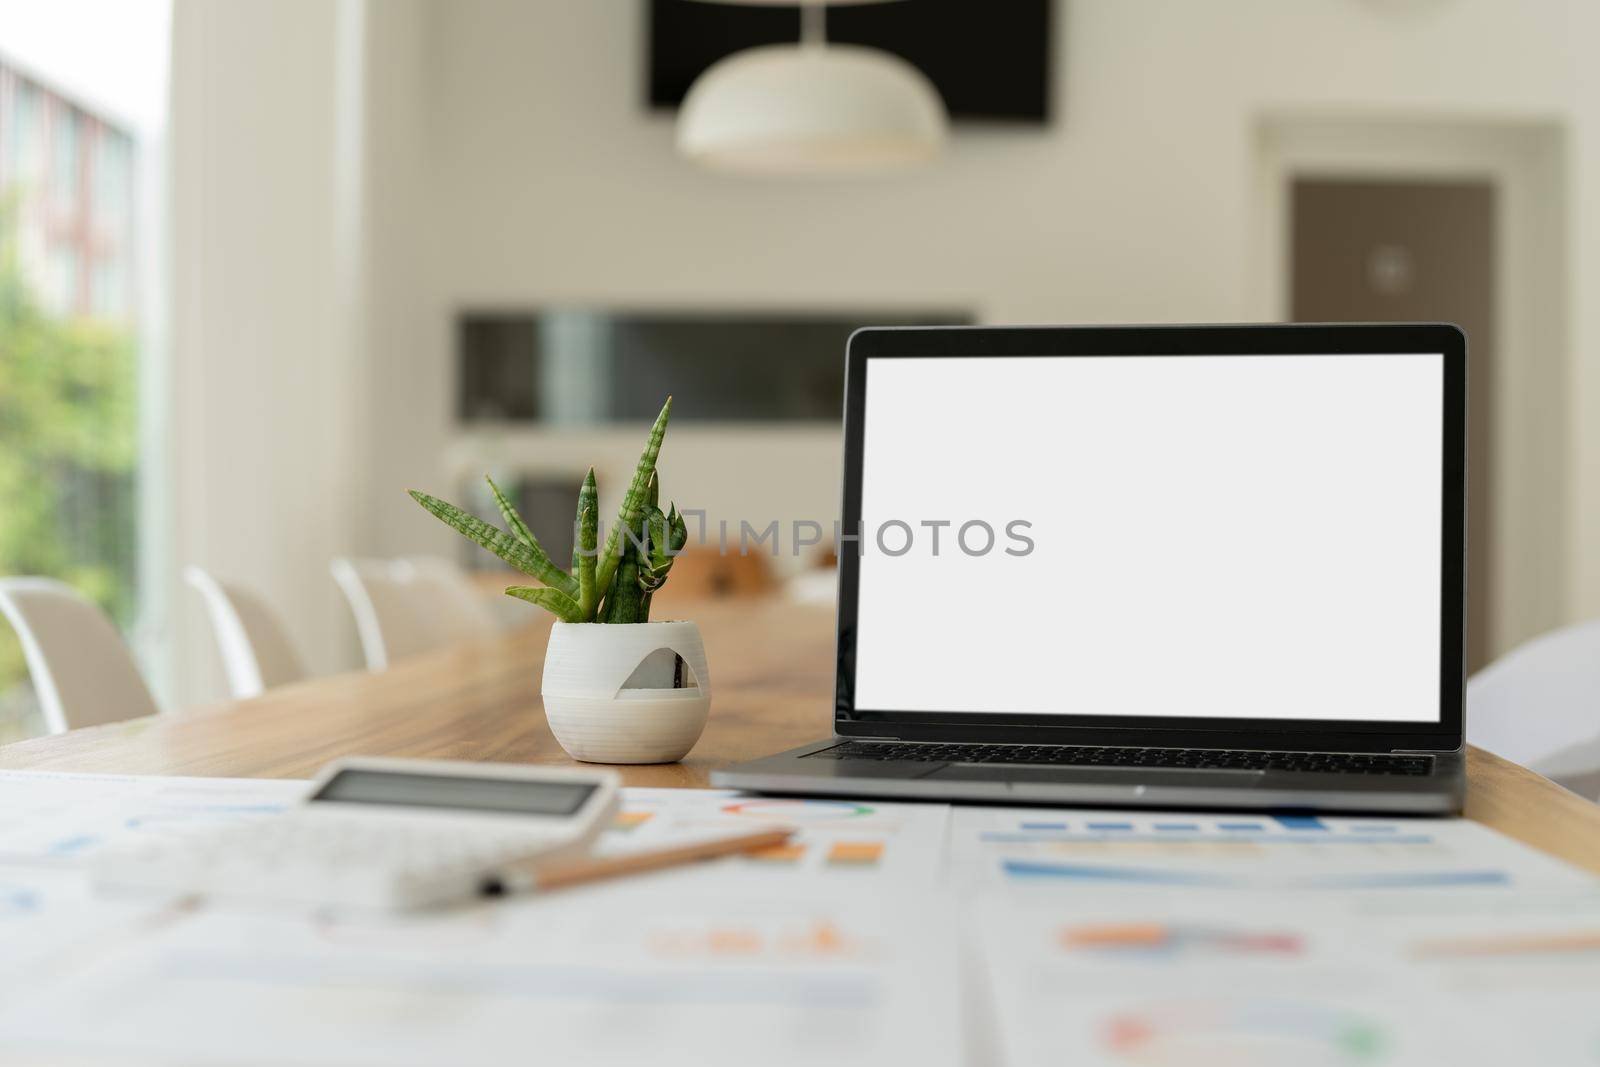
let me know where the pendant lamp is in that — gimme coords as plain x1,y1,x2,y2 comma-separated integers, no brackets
676,1,948,174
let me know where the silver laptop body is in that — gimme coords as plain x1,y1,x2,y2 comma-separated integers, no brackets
714,324,1468,815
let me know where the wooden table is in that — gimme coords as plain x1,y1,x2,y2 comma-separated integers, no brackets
4,598,1598,874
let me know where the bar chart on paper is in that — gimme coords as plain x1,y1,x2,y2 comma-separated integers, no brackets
0,774,962,1067
0,771,305,869
0,885,963,1067
949,808,1594,891
976,890,1600,1067
599,789,948,882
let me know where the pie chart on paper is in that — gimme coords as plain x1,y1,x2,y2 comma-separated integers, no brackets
720,799,875,821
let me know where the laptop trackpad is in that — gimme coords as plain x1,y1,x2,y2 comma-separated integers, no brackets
926,764,1265,789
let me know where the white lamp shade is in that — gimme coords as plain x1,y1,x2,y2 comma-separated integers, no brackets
677,44,948,174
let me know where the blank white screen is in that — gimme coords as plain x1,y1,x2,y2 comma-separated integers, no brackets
853,354,1443,722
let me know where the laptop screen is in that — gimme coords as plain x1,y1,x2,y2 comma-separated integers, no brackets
852,353,1445,724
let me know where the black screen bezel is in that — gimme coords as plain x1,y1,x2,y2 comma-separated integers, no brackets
834,323,1467,753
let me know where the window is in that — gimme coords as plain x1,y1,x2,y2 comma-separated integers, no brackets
0,226,139,740
52,107,81,206
48,243,79,311
92,257,126,319
94,130,133,237
0,14,166,741
9,83,44,183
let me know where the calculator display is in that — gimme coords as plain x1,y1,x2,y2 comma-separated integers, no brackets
311,770,596,816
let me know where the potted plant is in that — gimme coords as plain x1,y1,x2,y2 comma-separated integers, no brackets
408,398,710,764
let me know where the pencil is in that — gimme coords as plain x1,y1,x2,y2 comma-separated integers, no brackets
494,827,796,895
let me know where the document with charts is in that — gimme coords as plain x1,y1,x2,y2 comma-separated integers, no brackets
0,881,964,1067
0,769,305,869
0,774,951,881
974,888,1600,1067
948,806,1594,891
4,770,1598,1067
0,867,168,999
600,787,951,882
0,774,961,1066
0,770,307,1004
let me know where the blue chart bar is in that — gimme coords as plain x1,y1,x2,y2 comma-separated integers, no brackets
1153,823,1201,832
1086,822,1134,831
1001,861,1506,889
1274,815,1328,832
49,834,97,855
978,831,1436,845
1002,860,1237,886
1020,822,1068,831
1218,823,1265,832
1310,870,1510,889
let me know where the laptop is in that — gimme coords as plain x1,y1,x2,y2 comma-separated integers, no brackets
713,323,1467,814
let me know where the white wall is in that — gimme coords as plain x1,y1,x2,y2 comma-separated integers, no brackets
382,0,1600,645
168,0,366,703
170,0,1600,696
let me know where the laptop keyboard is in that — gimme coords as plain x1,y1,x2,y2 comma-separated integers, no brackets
807,741,1434,776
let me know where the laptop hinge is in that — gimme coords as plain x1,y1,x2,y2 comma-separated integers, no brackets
842,736,1455,756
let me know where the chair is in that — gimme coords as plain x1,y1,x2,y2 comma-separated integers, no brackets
331,557,498,671
0,577,159,734
183,566,307,699
1468,617,1600,800
403,555,527,633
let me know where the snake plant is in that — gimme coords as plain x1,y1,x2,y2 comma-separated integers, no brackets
408,397,688,623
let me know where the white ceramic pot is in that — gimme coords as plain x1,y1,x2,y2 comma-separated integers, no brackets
541,620,712,764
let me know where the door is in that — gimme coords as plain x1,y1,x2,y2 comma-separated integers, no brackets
1290,178,1496,671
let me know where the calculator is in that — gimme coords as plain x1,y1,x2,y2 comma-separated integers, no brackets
92,758,621,911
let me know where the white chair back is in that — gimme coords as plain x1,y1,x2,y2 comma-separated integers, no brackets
184,566,307,699
331,557,497,671
1468,617,1600,800
0,577,159,734
401,555,506,635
